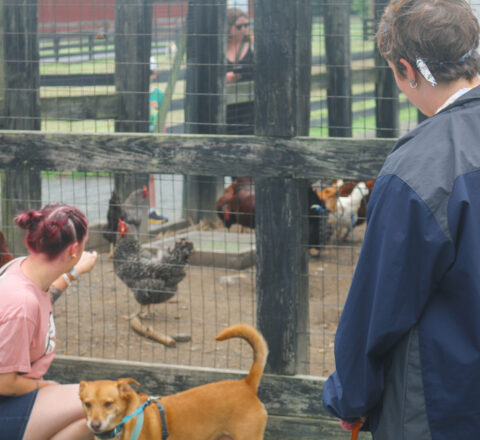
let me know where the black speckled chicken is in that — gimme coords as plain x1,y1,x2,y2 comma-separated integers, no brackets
103,191,123,258
113,219,194,318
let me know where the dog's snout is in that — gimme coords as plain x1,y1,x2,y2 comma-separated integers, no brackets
90,420,102,431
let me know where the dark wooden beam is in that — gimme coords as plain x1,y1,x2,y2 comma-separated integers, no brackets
24,67,377,121
374,0,399,138
46,355,370,439
114,0,152,206
255,0,312,138
324,2,352,137
255,0,313,375
183,0,226,223
0,131,394,179
0,0,40,130
114,0,152,133
255,176,311,375
184,0,226,135
0,0,41,254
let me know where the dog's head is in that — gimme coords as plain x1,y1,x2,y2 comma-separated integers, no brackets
79,378,140,434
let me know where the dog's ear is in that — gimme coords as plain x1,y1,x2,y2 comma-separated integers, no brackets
118,377,140,387
79,381,87,397
117,378,140,399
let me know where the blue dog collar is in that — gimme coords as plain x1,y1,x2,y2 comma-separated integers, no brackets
94,398,153,440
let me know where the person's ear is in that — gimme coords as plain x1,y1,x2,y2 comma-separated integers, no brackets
399,58,417,83
69,241,80,259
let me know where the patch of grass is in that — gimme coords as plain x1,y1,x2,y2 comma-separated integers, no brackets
42,170,111,178
42,119,115,132
40,53,173,76
40,59,115,75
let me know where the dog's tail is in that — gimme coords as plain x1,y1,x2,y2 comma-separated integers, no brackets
215,323,268,392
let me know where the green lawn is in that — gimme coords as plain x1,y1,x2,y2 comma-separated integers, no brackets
38,15,411,138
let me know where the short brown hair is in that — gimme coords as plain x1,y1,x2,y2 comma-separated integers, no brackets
377,0,480,83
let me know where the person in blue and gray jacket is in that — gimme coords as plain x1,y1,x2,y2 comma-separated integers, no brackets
322,1,480,439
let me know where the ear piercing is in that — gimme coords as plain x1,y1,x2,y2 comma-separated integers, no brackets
409,78,418,89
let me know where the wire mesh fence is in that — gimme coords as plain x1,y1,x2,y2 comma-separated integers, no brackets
6,0,475,135
1,0,479,377
0,169,370,376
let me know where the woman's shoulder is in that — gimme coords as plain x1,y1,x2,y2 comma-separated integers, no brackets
0,260,40,313
0,258,27,285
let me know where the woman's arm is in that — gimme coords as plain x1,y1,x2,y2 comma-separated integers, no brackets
0,372,55,396
49,250,98,303
322,175,454,420
226,71,241,83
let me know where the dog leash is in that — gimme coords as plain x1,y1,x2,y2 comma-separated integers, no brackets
94,397,169,440
152,398,169,439
350,420,363,440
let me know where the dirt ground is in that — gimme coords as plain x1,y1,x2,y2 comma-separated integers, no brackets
54,223,365,378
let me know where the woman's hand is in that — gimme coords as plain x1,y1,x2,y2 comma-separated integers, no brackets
226,71,241,83
74,251,98,276
0,372,55,396
39,380,58,388
339,419,358,430
339,417,366,431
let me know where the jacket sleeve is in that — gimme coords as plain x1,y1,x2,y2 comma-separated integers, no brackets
322,174,454,421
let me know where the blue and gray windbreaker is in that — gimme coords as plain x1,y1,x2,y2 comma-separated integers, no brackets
322,86,480,440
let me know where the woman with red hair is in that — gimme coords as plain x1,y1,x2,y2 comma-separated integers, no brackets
0,204,98,439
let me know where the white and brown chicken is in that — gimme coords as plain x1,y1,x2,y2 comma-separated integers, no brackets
103,185,149,258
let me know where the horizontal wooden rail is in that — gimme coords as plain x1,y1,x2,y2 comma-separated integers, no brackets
32,67,377,121
0,130,395,179
46,355,370,440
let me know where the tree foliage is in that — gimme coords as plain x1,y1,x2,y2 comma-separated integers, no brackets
313,0,372,17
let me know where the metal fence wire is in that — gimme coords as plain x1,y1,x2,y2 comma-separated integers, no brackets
2,0,441,136
0,168,369,376
0,0,479,377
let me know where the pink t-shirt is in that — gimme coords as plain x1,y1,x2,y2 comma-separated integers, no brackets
0,258,56,379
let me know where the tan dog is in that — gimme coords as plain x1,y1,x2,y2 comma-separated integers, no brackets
79,324,268,440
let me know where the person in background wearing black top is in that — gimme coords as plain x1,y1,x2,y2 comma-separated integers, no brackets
226,7,254,135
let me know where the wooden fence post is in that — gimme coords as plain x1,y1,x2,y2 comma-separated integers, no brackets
255,0,312,375
183,0,226,224
324,2,352,137
114,0,152,134
114,0,152,229
88,34,94,60
0,0,41,255
374,0,399,138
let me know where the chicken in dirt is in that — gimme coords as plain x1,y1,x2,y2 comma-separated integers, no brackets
333,181,370,241
103,186,149,258
216,177,255,230
121,185,149,232
216,178,333,250
113,219,194,318
308,187,334,255
336,179,375,226
315,179,375,242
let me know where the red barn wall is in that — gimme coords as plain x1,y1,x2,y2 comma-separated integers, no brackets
38,0,188,33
